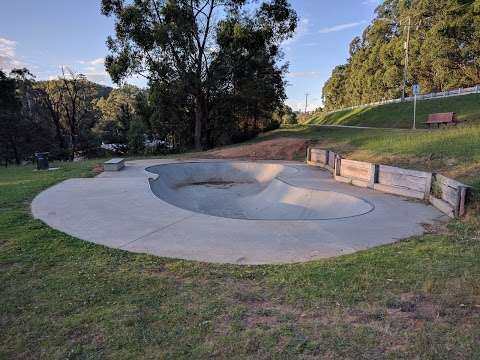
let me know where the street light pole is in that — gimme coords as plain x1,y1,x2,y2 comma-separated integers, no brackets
401,16,411,102
305,93,310,114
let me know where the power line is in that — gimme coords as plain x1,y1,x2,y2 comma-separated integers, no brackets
305,92,310,113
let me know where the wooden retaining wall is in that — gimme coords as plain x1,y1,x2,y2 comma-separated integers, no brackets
374,165,432,200
308,149,328,166
336,159,375,188
306,147,472,218
307,148,335,171
328,151,336,169
430,174,471,217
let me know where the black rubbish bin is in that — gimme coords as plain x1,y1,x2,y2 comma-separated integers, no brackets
35,152,49,170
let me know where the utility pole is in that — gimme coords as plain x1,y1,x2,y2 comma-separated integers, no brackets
304,93,310,114
401,16,411,102
378,15,412,102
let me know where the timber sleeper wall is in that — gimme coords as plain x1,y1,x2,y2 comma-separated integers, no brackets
306,147,472,217
430,174,471,217
374,165,432,201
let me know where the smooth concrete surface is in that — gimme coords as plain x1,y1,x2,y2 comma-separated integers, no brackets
148,162,374,220
31,159,446,265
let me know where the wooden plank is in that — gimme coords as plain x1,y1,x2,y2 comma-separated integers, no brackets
335,155,342,177
433,174,471,213
378,165,430,178
459,186,468,217
374,184,425,200
429,196,455,218
310,149,328,165
306,147,312,162
378,171,428,192
436,174,466,190
424,173,433,200
438,182,460,207
328,152,336,168
377,165,431,198
307,160,325,168
368,164,377,189
340,159,372,182
335,175,351,184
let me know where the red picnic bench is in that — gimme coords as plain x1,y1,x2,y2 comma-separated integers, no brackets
425,112,461,128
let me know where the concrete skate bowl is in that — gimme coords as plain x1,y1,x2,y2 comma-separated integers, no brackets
147,162,374,221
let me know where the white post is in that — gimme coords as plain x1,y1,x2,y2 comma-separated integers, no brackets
413,94,417,130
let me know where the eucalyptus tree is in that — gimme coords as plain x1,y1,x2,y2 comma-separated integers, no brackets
101,0,297,150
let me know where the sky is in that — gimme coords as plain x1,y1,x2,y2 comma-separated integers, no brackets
0,0,381,111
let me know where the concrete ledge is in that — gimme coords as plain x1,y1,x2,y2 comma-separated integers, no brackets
104,158,125,171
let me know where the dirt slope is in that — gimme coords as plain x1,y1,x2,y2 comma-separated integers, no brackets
202,138,309,161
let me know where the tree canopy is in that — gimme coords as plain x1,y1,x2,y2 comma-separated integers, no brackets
102,0,297,150
322,0,480,111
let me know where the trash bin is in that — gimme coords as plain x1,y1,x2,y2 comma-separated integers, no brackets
35,152,49,170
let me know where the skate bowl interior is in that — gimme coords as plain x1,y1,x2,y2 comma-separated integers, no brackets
147,162,374,220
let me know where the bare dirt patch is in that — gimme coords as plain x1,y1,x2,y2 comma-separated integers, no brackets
92,163,104,175
202,138,310,161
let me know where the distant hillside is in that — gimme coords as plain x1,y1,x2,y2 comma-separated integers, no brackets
305,94,480,129
36,79,113,99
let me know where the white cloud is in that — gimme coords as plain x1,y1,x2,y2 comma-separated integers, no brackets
362,0,381,6
318,20,367,34
0,37,23,71
286,97,322,113
90,57,105,66
75,57,110,85
287,71,322,78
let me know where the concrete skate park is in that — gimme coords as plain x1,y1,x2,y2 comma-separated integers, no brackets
31,159,444,265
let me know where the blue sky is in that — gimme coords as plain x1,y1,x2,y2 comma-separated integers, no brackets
0,0,380,111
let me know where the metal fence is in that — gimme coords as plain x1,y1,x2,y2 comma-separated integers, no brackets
324,85,480,115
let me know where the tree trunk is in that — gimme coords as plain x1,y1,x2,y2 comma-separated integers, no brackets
51,113,66,154
194,94,207,151
69,132,76,161
9,137,20,165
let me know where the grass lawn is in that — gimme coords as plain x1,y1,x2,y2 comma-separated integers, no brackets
1,154,480,358
305,94,480,129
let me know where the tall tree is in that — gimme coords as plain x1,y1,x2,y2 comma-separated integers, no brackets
57,68,99,160
101,0,297,150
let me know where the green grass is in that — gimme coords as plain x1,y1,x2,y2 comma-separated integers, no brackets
1,159,480,359
305,94,480,129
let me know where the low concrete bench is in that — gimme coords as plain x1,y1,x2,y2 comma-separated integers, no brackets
104,158,125,171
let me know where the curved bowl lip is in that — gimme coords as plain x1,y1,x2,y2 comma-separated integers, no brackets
145,160,376,222
145,160,299,178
